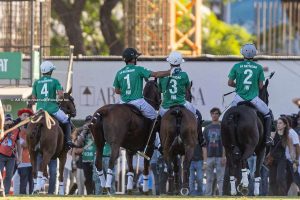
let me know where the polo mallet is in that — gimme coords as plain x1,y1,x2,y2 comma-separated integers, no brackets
137,112,159,161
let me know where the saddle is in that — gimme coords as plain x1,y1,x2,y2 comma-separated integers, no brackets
237,101,256,109
124,104,144,118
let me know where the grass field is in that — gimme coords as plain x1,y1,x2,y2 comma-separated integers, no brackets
2,196,300,200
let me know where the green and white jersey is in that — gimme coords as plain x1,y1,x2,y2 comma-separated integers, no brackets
32,75,63,114
159,71,190,109
228,60,265,101
113,64,152,102
82,136,96,162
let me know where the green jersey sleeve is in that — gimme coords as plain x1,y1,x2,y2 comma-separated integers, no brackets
55,79,63,91
113,72,120,89
137,66,152,79
32,81,37,96
258,67,265,81
228,65,237,80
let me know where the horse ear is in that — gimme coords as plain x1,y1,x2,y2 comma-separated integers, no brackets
154,77,157,83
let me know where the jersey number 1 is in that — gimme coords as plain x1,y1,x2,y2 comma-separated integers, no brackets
41,83,49,97
124,74,131,89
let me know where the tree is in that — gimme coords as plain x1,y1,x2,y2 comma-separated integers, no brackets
202,13,255,55
52,0,86,55
99,0,124,55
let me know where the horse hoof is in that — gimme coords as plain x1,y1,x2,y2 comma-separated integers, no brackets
237,184,248,196
127,189,133,195
103,187,111,195
180,188,189,196
32,190,40,194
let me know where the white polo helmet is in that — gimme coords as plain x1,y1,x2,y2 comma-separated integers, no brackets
241,44,257,59
40,61,56,74
166,51,185,65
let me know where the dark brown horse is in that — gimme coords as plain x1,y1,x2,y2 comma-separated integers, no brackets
26,91,76,195
90,79,160,194
159,85,201,196
221,76,273,196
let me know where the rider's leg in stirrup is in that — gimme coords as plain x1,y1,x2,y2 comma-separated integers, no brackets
251,97,273,146
53,109,77,149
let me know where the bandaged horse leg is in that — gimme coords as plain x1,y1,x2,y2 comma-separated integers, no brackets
41,176,48,190
58,182,65,195
105,168,114,189
97,170,106,188
143,175,149,192
241,168,249,187
126,172,134,190
35,171,43,191
33,178,37,192
126,152,135,193
230,176,237,195
254,177,261,196
95,149,106,188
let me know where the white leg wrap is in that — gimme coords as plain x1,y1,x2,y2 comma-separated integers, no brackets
59,182,65,195
143,175,149,192
36,171,43,191
241,168,249,187
97,170,106,188
254,177,261,196
33,178,37,192
230,176,237,196
105,169,113,188
41,176,47,189
126,172,134,190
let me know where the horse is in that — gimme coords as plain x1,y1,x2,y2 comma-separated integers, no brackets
26,90,76,195
221,77,272,196
90,79,161,194
159,84,201,195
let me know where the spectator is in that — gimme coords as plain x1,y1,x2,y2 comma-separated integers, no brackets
0,114,21,195
189,143,204,196
17,108,34,194
73,136,85,195
203,107,225,196
285,117,300,194
268,117,289,195
76,115,95,194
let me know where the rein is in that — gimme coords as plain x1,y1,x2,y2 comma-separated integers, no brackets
0,110,56,140
31,111,56,129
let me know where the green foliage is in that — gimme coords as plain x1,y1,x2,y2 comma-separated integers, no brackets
202,13,255,55
81,0,109,55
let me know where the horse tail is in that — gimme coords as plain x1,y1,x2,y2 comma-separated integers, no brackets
226,111,241,160
171,108,183,145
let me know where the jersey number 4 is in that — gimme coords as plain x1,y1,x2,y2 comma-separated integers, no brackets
41,83,49,97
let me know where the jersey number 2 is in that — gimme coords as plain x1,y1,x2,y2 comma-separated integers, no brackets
243,69,253,85
41,83,49,97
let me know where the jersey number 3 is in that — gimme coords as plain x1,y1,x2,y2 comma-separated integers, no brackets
169,79,178,94
41,83,49,97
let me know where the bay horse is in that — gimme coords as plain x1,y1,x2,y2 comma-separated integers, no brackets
90,79,161,194
159,85,201,196
221,76,273,196
26,90,76,195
